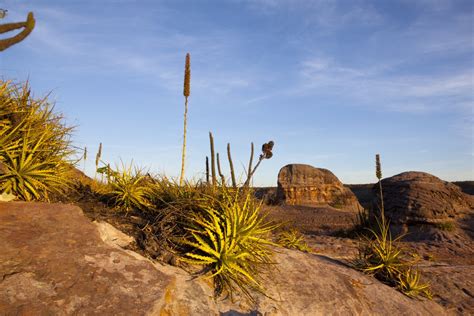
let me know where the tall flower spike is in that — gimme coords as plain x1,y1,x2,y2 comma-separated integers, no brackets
376,154,382,180
179,53,191,186
183,53,191,97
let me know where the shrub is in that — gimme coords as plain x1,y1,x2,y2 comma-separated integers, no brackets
0,80,75,201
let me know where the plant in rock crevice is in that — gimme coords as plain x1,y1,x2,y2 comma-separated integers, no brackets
354,154,432,299
99,162,152,211
277,228,312,253
179,187,277,302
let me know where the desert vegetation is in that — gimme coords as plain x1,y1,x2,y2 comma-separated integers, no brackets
354,154,432,299
0,52,279,302
0,52,440,304
0,80,74,201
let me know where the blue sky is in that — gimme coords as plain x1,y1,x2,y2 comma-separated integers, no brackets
1,0,473,185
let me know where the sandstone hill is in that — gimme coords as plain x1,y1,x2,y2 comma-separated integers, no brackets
276,164,362,211
0,202,446,315
372,171,473,225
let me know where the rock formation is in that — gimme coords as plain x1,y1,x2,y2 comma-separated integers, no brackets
0,201,447,315
373,171,474,225
276,164,362,211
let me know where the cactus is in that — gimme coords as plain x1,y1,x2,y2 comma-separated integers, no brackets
244,142,254,187
95,143,102,180
227,143,237,188
0,12,35,52
179,53,191,186
205,156,210,185
209,132,217,186
216,152,225,185
83,147,87,173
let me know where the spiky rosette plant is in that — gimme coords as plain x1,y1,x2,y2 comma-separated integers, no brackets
277,228,312,253
0,80,75,201
0,129,71,201
101,162,152,211
179,188,277,302
355,215,405,282
397,268,432,299
354,154,432,299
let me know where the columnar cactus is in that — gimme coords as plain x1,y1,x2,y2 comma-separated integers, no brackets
227,143,237,188
209,132,217,186
0,12,35,52
216,152,225,184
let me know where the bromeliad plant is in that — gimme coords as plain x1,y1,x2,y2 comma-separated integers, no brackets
277,228,312,253
98,162,152,211
179,187,277,302
0,129,71,201
0,80,75,201
397,268,432,299
354,154,432,299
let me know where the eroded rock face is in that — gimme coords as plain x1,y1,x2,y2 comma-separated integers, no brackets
276,164,362,211
0,201,447,315
373,171,474,225
0,202,173,315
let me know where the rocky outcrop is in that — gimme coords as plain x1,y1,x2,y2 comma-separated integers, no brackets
276,164,362,211
0,202,172,315
0,201,447,315
373,171,474,225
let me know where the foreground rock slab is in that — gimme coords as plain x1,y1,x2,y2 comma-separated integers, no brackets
0,202,173,315
0,202,448,315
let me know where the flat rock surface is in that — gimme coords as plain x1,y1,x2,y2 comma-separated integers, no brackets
0,202,172,315
0,202,451,315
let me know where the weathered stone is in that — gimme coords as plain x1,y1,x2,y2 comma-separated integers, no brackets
373,171,474,225
0,201,448,315
0,202,173,315
94,220,135,249
276,164,362,211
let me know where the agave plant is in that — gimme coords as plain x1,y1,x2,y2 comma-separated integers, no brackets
179,188,277,302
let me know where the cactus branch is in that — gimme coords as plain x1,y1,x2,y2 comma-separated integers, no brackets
0,12,35,52
205,156,210,185
227,143,237,188
216,152,225,185
244,142,255,187
209,132,217,186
